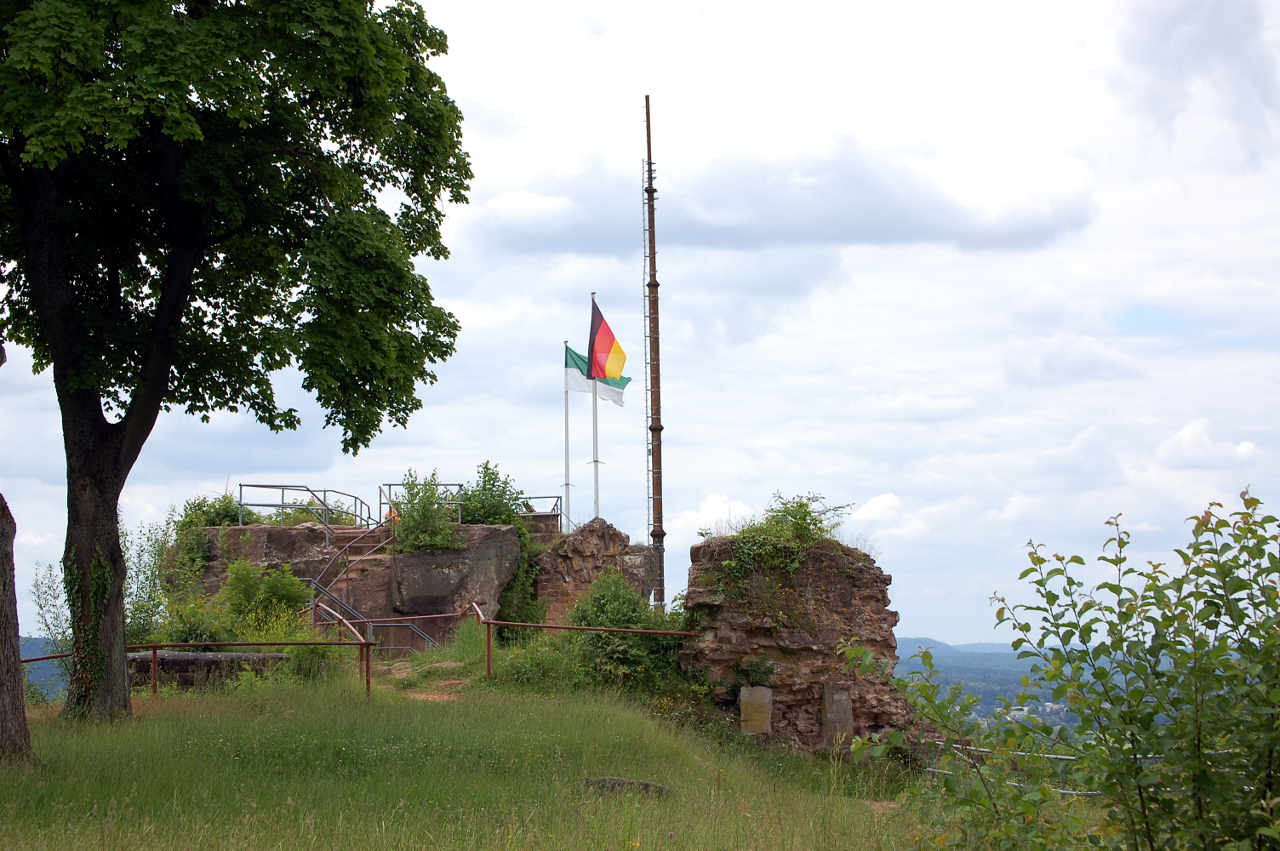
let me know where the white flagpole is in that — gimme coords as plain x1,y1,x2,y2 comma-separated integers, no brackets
563,340,571,532
592,368,600,518
590,292,600,518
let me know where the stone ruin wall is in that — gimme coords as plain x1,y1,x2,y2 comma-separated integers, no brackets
198,516,660,631
532,517,660,623
680,537,912,750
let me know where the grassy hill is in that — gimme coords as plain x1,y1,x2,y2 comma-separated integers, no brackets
1,676,919,849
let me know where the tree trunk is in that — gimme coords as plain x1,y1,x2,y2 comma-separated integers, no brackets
60,437,131,720
0,492,34,760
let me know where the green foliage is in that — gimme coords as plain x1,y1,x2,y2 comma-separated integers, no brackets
392,468,463,552
178,495,261,531
453,460,546,633
497,632,588,688
29,562,72,680
274,498,356,527
717,493,848,586
21,666,48,707
458,461,528,525
736,656,775,688
0,0,470,453
848,490,1280,848
119,518,173,645
219,560,310,624
567,571,685,691
159,595,234,646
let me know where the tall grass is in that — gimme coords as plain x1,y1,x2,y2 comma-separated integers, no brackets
3,675,916,849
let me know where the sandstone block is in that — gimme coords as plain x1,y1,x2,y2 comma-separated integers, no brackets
739,685,773,735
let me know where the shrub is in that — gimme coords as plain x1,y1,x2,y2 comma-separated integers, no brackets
220,560,310,624
179,494,261,530
497,632,586,688
458,460,526,525
275,498,357,527
393,468,463,551
717,493,847,586
568,570,685,691
22,667,49,706
161,595,234,646
846,490,1280,849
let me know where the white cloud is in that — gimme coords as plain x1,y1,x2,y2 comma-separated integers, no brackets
1156,420,1262,469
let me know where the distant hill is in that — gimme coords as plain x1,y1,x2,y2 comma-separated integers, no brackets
19,636,66,698
894,636,1037,714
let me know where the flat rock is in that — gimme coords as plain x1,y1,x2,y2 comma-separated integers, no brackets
582,777,670,796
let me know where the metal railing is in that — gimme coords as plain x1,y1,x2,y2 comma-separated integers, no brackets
521,495,562,517
379,481,464,524
315,524,394,589
468,602,697,679
303,580,440,651
236,483,379,540
378,486,562,527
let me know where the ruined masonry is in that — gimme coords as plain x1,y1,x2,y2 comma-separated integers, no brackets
679,537,912,749
532,517,661,623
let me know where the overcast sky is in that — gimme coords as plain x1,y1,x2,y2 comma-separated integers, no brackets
4,0,1280,643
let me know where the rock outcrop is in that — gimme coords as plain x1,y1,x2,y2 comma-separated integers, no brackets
533,518,661,623
390,524,521,620
680,537,911,750
197,523,334,593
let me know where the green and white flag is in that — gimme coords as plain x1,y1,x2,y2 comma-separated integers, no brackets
565,344,630,407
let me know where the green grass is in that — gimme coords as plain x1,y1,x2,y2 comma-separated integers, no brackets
3,671,919,849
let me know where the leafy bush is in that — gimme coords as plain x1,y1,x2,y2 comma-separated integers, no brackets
161,595,234,646
274,498,356,527
392,468,463,551
179,494,261,530
455,460,546,633
220,560,310,624
717,493,847,586
458,460,527,525
846,490,1280,849
497,632,586,688
22,667,49,706
568,570,685,691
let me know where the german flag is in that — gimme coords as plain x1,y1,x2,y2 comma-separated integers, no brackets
588,300,626,379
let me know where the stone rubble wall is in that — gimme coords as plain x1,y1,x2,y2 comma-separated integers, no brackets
532,517,660,624
679,537,912,750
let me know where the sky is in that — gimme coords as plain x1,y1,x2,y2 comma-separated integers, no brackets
3,0,1280,643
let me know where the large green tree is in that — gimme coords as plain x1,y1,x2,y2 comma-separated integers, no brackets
0,0,471,718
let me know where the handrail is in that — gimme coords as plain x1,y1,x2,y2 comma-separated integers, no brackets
316,523,393,589
236,483,380,540
304,579,440,650
380,481,464,524
469,607,697,679
313,601,365,643
519,495,563,516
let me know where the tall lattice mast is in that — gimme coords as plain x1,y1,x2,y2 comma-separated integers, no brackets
641,95,665,606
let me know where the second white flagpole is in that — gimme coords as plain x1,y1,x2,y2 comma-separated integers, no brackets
563,340,571,532
592,366,600,518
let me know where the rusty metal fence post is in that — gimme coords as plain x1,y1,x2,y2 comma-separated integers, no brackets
151,645,159,698
485,620,493,679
